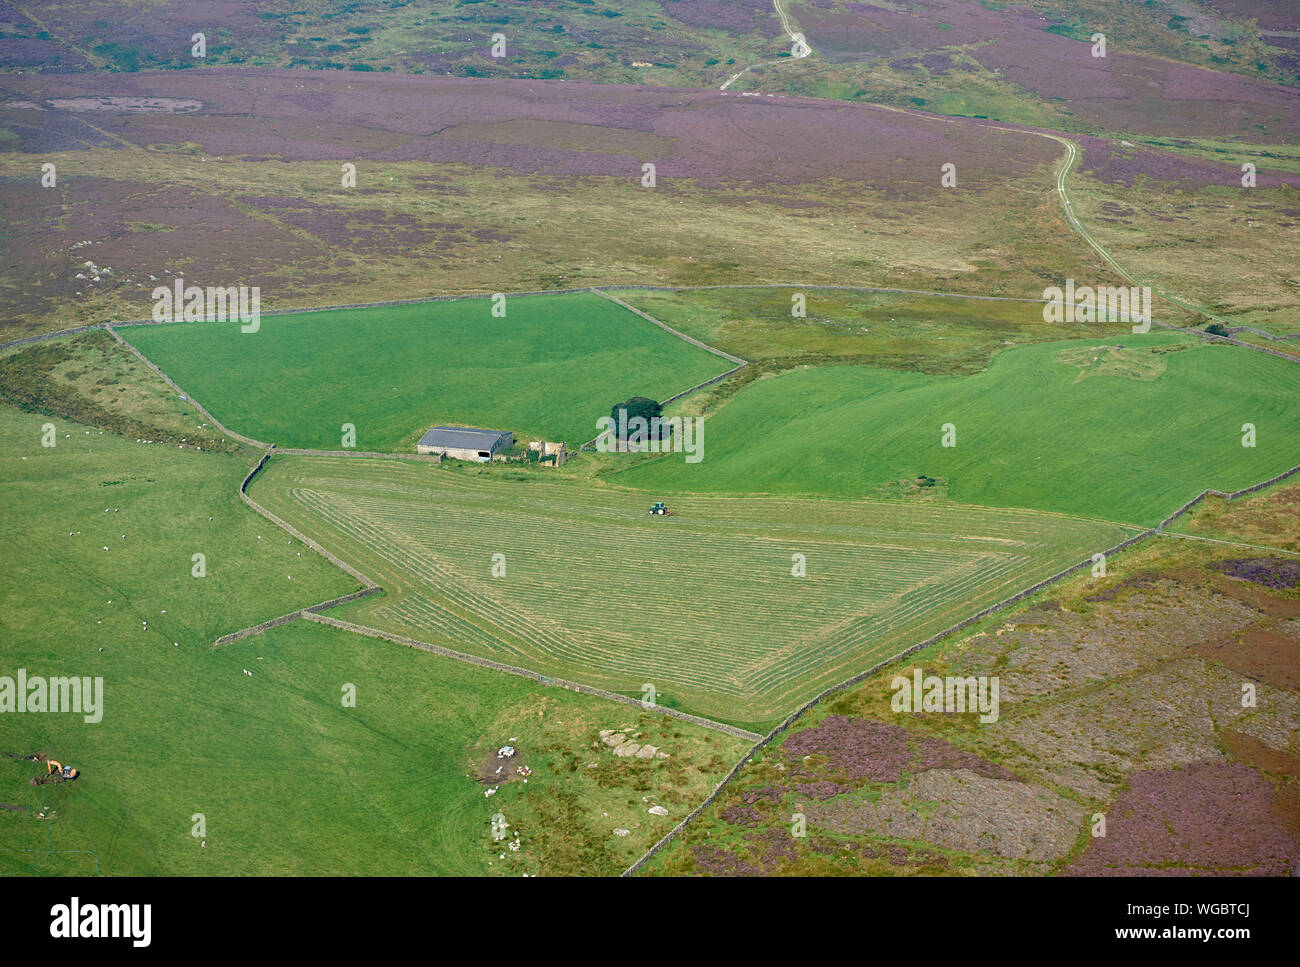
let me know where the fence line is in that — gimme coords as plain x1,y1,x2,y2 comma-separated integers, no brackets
1153,320,1300,363
273,448,442,463
0,322,106,351
1224,325,1300,342
208,447,385,645
658,365,748,408
0,281,1060,353
235,448,379,589
106,327,270,449
303,613,761,741
212,587,384,647
579,290,750,448
589,289,748,365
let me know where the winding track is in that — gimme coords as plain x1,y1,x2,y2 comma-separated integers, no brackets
1039,133,1233,326
721,0,811,90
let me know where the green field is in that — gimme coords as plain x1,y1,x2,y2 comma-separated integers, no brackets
251,454,1131,727
121,292,734,451
618,334,1300,524
0,407,745,875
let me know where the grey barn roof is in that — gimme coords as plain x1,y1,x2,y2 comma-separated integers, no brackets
419,426,511,451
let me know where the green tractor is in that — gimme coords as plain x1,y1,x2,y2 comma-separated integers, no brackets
649,501,672,517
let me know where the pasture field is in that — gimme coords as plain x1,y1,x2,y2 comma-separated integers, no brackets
616,334,1300,524
250,454,1133,728
0,406,745,875
0,407,356,647
122,292,733,450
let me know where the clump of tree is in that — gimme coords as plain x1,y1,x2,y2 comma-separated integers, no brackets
1205,322,1232,337
609,396,668,441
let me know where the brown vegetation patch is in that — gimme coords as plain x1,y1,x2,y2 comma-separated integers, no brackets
1067,761,1298,876
1205,0,1298,31
1194,627,1300,691
1221,730,1300,782
720,804,762,826
958,579,1258,704
794,780,851,801
740,785,783,805
473,747,526,787
1083,571,1164,602
1210,557,1300,590
690,844,761,876
781,716,1018,784
746,827,798,870
1209,574,1300,619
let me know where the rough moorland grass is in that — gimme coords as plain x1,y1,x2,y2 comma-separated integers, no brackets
0,330,243,453
122,292,733,450
615,333,1300,525
615,286,1149,376
0,406,746,875
1168,478,1300,554
250,454,1131,728
0,149,1107,341
1068,171,1300,325
27,0,777,82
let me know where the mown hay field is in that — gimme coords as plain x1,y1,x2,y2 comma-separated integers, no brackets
252,455,1133,728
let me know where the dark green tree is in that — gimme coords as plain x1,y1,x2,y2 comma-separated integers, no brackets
610,396,664,440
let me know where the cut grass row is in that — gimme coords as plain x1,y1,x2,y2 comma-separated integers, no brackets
640,483,1300,876
250,454,1132,729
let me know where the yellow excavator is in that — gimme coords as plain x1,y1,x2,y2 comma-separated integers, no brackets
39,759,78,783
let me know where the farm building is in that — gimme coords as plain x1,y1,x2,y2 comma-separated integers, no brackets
418,426,514,462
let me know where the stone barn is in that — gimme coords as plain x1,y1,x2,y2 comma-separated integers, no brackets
417,426,513,462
